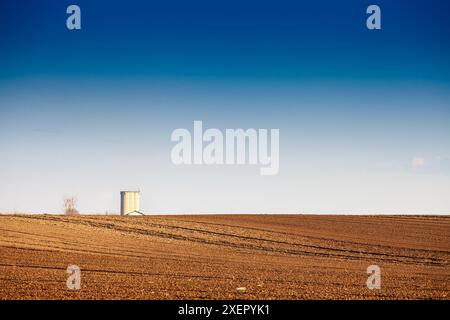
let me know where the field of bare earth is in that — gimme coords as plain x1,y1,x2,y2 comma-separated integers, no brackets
0,214,449,299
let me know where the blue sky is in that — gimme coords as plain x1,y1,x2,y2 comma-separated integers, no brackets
0,0,449,214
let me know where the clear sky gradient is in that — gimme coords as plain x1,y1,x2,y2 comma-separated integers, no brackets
0,0,449,214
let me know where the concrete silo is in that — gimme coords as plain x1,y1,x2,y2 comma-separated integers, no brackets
120,191,141,215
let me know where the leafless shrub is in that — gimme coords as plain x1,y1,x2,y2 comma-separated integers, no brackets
64,197,79,215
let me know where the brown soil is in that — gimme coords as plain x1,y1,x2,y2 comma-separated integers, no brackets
0,214,449,299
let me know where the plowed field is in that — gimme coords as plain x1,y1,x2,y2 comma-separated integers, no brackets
0,215,449,299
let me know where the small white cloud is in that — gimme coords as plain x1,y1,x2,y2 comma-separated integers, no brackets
435,155,450,161
411,157,426,168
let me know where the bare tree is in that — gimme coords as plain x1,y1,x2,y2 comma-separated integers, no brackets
64,197,79,215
